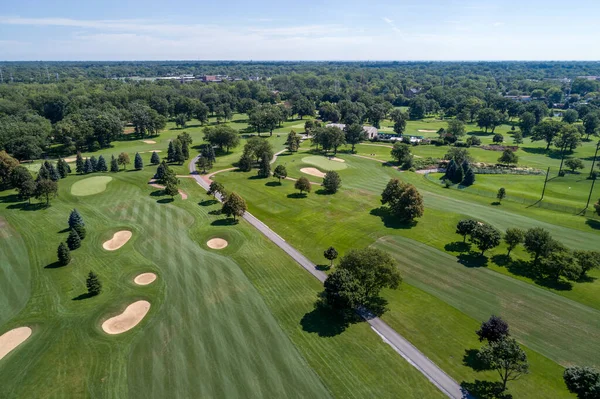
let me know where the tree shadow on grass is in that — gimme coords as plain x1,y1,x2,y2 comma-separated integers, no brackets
248,175,268,180
463,349,491,372
208,209,222,216
265,181,281,187
457,252,489,267
45,261,65,269
369,207,417,230
57,227,71,234
491,201,501,206
287,193,307,199
315,189,334,195
491,254,511,267
461,380,511,399
521,146,562,159
150,190,164,197
157,198,174,204
72,292,94,301
211,218,238,226
0,193,22,203
504,258,574,291
445,241,471,253
199,199,218,206
586,219,600,230
6,202,47,211
300,305,354,337
315,264,331,271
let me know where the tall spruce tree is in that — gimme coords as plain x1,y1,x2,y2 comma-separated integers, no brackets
257,155,271,178
150,151,160,165
76,152,84,174
97,155,108,172
86,272,102,296
462,160,476,186
67,229,81,250
73,224,86,240
68,208,85,229
167,141,175,162
110,155,119,172
57,158,69,178
44,161,60,181
83,158,93,174
57,242,71,266
90,156,98,172
134,152,143,170
36,163,50,181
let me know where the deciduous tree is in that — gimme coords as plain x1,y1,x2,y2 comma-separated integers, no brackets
324,246,338,268
456,219,477,242
563,366,600,399
470,223,501,255
322,171,341,193
273,165,287,183
295,176,311,194
504,228,524,256
222,192,247,221
477,337,529,393
117,152,130,170
381,179,424,222
476,315,510,343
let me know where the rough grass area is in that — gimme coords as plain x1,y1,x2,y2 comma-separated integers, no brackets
70,176,114,196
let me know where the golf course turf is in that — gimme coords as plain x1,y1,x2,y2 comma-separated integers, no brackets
70,176,114,196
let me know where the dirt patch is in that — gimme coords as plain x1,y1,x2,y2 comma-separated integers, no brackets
179,190,188,200
134,273,157,286
101,300,151,335
102,231,132,251
0,327,32,360
142,140,156,144
418,129,438,133
300,167,326,178
207,238,228,249
329,157,345,163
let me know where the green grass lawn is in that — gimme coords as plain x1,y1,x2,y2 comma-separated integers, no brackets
0,162,444,398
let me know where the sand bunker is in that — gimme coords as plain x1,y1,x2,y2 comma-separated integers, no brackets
101,300,151,335
418,129,438,133
329,157,345,163
142,140,156,144
300,168,326,178
207,238,228,249
134,273,157,286
102,231,132,251
64,157,77,163
0,327,32,360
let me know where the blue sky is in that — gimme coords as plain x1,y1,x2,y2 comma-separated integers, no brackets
1,0,600,60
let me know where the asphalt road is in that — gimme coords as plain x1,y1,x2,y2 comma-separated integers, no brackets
189,155,470,399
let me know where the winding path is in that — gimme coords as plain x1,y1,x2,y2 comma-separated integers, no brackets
189,153,470,399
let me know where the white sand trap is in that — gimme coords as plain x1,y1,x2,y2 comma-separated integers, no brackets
101,300,151,335
103,231,132,251
64,157,77,163
0,327,32,360
300,167,326,178
207,238,228,249
418,129,438,133
134,273,157,286
329,157,345,163
142,140,156,144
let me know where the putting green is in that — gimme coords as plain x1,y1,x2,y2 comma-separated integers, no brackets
70,176,113,196
301,155,348,171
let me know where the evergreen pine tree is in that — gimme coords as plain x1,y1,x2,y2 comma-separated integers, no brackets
36,163,50,181
73,224,86,240
181,141,190,159
238,152,253,172
57,158,69,178
76,152,84,174
154,162,166,180
44,161,60,181
444,159,456,182
57,242,71,266
67,229,81,250
462,160,476,186
173,140,185,164
97,155,108,172
167,141,175,162
134,152,143,170
68,208,85,229
150,151,160,165
90,156,98,172
83,158,93,174
453,163,465,184
257,154,271,178
86,272,102,296
110,155,119,172
164,180,179,198
66,163,72,173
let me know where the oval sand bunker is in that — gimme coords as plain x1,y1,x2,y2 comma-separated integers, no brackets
0,327,32,360
207,238,228,249
300,168,326,178
134,273,157,286
103,231,132,251
102,300,151,335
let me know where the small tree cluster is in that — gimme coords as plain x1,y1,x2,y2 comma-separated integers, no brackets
381,179,424,222
390,142,413,169
207,181,226,199
563,366,600,399
444,159,475,186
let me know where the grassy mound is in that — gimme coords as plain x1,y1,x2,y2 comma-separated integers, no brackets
70,176,113,196
301,155,348,171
